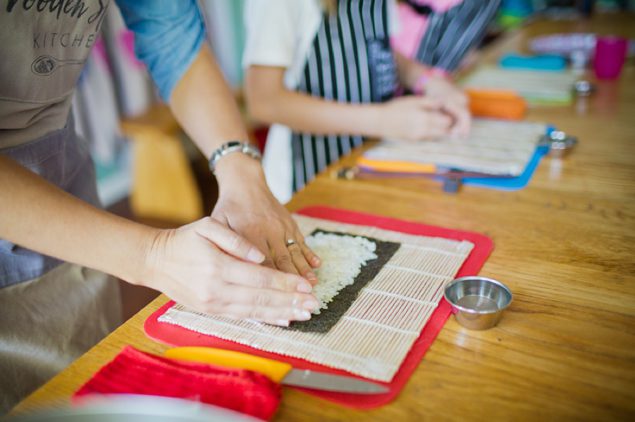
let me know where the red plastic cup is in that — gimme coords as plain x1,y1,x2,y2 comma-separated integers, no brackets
593,36,628,80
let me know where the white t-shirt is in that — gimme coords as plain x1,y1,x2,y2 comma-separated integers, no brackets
243,0,398,203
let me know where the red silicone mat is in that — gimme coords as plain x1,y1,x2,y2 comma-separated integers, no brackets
145,206,493,409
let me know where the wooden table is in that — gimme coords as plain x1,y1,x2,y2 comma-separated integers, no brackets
11,14,635,421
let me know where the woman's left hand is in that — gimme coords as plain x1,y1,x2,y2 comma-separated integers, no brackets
423,75,471,137
212,153,321,285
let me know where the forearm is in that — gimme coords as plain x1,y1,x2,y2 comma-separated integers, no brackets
168,44,271,189
0,156,155,285
246,79,385,138
170,45,250,160
395,51,429,91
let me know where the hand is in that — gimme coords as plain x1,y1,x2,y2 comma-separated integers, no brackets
142,217,318,326
212,154,321,284
424,75,468,106
423,76,471,137
379,96,453,141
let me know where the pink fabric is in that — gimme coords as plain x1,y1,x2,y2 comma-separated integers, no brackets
392,4,429,58
119,31,145,69
92,38,109,68
391,0,465,59
413,0,463,12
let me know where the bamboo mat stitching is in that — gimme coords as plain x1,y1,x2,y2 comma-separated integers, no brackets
366,119,547,176
158,215,473,381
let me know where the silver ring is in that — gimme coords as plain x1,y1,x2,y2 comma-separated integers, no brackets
285,239,297,247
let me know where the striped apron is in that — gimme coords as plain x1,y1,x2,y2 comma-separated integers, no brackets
291,0,399,193
414,0,501,72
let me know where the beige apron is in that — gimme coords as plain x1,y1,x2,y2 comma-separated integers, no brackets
0,1,121,413
0,264,121,413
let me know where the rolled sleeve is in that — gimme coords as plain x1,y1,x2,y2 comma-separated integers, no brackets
115,0,205,102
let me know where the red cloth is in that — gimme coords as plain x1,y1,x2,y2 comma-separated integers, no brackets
144,206,494,409
73,346,281,420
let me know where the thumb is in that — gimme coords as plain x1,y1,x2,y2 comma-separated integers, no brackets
194,217,265,263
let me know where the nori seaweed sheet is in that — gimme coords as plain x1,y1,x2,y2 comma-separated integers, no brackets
287,229,401,333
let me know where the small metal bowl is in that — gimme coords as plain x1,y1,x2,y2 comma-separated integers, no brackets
444,276,512,330
539,130,579,158
573,80,595,97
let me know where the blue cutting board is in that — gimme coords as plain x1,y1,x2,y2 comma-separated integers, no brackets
460,126,554,190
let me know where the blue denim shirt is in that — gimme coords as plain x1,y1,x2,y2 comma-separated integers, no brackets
116,0,206,101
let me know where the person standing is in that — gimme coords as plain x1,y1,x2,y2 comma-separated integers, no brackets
0,0,320,412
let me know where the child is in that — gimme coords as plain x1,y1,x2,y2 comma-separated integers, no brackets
243,0,470,203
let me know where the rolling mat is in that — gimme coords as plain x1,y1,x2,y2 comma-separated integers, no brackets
145,206,493,408
362,120,547,177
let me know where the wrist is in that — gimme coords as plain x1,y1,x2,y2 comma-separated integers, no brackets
366,104,390,139
121,224,163,288
214,151,267,191
413,68,450,95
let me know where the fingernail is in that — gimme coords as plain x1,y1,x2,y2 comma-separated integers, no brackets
303,300,318,311
294,309,311,321
306,271,317,281
296,282,312,293
247,248,265,263
311,256,321,266
276,320,290,327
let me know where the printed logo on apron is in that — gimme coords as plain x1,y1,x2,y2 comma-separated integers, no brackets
0,0,109,104
366,37,399,103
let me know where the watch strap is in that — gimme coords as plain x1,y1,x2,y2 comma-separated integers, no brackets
208,141,262,174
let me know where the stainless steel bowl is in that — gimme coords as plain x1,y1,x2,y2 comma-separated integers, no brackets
444,276,512,330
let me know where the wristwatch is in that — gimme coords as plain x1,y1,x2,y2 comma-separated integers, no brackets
208,141,262,174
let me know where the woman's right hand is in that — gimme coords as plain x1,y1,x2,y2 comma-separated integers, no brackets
378,96,453,141
140,217,319,326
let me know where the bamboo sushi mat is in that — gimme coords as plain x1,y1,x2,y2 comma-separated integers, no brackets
366,120,547,177
158,215,474,382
